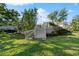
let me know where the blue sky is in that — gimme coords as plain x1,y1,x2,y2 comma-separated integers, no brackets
6,3,79,24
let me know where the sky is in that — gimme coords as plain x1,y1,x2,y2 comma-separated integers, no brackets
6,3,79,24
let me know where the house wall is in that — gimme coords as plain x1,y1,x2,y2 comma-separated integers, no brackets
34,25,46,39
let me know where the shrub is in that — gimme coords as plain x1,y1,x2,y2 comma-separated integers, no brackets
1,32,11,39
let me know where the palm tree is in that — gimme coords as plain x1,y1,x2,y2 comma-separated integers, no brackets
48,10,58,23
48,8,68,25
58,8,68,22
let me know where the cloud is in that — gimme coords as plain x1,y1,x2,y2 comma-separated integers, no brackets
68,9,74,13
37,8,50,25
37,8,48,18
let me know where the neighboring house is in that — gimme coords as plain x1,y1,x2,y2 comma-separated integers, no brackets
34,22,70,39
34,22,58,39
34,24,46,39
0,26,17,32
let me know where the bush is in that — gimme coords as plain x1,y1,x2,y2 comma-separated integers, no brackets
0,32,11,39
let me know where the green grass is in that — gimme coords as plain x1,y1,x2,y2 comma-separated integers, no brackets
0,32,79,56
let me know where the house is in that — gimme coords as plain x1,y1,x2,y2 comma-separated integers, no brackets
0,26,17,33
33,22,71,39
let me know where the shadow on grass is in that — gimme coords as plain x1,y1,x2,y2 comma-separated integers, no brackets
0,34,79,56
15,37,79,56
14,42,69,56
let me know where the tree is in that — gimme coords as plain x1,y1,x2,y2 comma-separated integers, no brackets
48,8,68,25
58,8,68,22
21,8,37,31
0,3,20,26
48,10,58,22
71,15,79,31
0,3,7,14
4,9,20,25
0,3,7,25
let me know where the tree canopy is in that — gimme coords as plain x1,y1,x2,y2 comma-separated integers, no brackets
71,15,79,31
0,3,20,26
20,8,37,31
48,8,68,24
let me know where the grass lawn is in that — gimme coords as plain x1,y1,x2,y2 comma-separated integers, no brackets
0,32,79,56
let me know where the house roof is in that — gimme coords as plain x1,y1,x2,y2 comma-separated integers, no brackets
0,26,17,30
